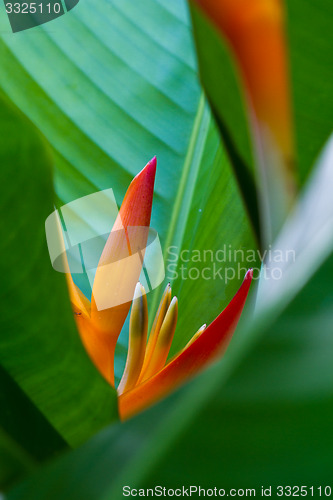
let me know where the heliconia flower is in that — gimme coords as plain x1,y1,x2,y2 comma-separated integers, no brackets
66,158,253,420
193,0,293,167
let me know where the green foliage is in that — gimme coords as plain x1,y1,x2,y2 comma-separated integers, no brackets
190,0,333,239
286,0,333,183
189,3,259,240
6,134,333,499
0,0,257,384
0,96,117,490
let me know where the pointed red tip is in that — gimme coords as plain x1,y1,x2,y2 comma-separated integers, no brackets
149,155,157,168
134,156,157,183
115,157,157,230
144,156,157,183
246,268,253,280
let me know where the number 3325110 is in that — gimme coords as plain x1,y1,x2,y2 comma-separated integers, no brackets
5,3,62,14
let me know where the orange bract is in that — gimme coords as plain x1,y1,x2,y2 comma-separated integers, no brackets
68,157,156,386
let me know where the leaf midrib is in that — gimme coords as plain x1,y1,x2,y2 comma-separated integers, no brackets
149,93,210,321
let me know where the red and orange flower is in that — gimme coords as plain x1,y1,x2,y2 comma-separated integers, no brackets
65,157,253,420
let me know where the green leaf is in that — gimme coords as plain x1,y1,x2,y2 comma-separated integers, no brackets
165,111,257,358
189,2,260,240
0,94,117,475
0,364,65,490
190,0,333,189
0,0,258,388
6,134,333,500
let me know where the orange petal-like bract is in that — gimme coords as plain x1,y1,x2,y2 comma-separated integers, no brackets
66,160,253,420
74,157,156,386
118,269,253,420
66,274,91,318
193,0,293,166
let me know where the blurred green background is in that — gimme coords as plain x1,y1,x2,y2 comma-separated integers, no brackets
0,0,332,497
